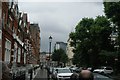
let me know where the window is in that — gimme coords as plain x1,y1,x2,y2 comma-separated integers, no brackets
0,30,2,39
13,26,15,33
2,13,5,27
15,7,18,17
17,47,21,63
5,39,11,63
9,1,12,9
14,43,17,62
105,67,112,70
24,23,26,27
19,20,22,26
24,51,26,64
0,4,1,19
7,18,11,27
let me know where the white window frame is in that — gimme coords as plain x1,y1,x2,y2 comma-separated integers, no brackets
24,51,26,64
17,47,21,63
0,30,2,39
14,43,17,62
4,39,11,63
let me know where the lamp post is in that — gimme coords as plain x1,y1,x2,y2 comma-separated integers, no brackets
49,36,52,65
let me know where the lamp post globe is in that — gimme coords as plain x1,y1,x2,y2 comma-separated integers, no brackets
49,36,52,43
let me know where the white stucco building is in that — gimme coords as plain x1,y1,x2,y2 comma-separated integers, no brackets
66,38,74,66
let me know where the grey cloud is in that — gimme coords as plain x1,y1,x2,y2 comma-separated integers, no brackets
18,0,104,2
19,2,104,52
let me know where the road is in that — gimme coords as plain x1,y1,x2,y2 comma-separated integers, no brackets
33,68,48,80
32,68,119,80
94,73,113,80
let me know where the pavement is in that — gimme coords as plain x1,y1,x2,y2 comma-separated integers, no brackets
33,68,48,80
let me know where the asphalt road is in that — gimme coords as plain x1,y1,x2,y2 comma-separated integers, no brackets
33,69,48,80
33,68,119,80
94,73,113,80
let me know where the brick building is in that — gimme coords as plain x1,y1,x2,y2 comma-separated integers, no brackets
0,1,2,61
1,1,41,68
2,2,11,64
30,24,40,64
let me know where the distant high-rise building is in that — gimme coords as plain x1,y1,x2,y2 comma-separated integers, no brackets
54,42,67,52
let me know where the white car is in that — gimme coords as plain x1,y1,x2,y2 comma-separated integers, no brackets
52,68,73,80
93,67,113,74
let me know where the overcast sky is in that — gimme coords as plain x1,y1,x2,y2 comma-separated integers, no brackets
18,2,105,52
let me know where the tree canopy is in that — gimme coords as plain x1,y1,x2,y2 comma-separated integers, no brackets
104,2,120,45
52,49,68,66
70,16,114,67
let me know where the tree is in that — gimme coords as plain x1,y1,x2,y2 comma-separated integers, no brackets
104,2,120,27
52,49,68,66
104,2,120,46
69,16,113,67
104,2,120,73
61,52,68,66
52,49,61,62
99,50,116,66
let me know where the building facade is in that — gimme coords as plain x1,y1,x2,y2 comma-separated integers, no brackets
2,2,11,64
54,42,67,52
1,1,41,69
30,23,40,64
0,1,2,61
66,38,74,66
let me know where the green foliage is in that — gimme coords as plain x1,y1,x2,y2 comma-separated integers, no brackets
103,2,120,72
52,49,62,62
99,50,116,67
104,2,120,44
61,52,68,63
104,2,120,27
69,16,113,67
52,49,68,64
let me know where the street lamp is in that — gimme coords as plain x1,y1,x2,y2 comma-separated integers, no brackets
49,36,52,60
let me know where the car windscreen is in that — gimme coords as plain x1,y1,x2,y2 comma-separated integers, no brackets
57,69,71,73
105,68,112,70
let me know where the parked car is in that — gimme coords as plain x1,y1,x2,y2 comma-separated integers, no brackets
87,67,94,72
70,66,79,73
70,66,78,71
93,66,113,74
52,68,73,80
